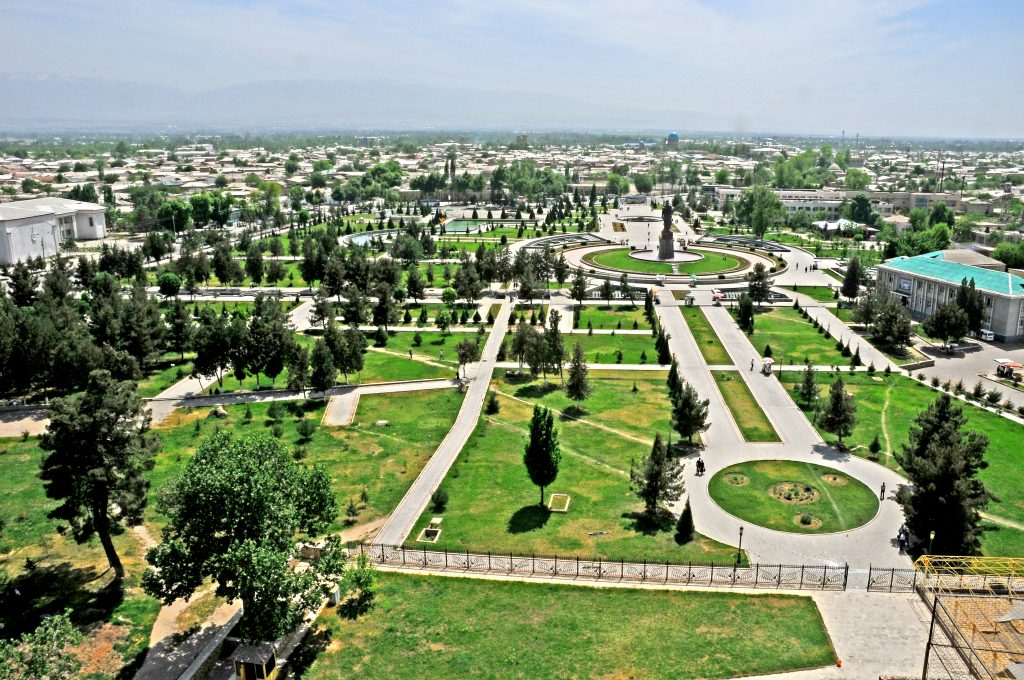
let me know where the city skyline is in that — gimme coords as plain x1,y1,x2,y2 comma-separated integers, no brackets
2,0,1022,137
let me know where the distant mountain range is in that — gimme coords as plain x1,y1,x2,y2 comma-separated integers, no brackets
0,73,730,133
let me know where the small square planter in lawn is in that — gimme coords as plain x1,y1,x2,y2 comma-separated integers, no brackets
416,517,444,543
548,493,571,513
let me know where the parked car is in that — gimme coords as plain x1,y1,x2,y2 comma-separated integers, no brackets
981,329,995,341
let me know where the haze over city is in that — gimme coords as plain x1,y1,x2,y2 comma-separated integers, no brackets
4,2,1024,679
2,0,1022,137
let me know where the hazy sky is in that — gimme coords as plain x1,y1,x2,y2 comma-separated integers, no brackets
4,0,1023,137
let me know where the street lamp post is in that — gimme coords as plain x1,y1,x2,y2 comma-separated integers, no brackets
929,530,936,555
736,526,744,565
589,531,608,564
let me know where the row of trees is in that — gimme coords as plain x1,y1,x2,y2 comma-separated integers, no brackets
0,261,171,396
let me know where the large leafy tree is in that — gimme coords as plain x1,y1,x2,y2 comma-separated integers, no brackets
39,370,160,579
922,302,969,346
523,405,560,506
736,185,784,239
143,431,340,641
0,610,82,680
872,296,912,350
896,394,990,554
630,433,685,517
191,307,231,386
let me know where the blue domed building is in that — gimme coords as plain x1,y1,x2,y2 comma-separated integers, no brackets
666,131,680,147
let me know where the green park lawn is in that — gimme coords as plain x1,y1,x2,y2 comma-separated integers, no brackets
402,261,462,289
585,248,673,274
374,329,485,372
708,460,879,534
585,248,744,275
150,390,464,533
405,371,742,564
712,371,780,442
576,304,651,330
296,573,836,679
298,330,464,386
562,331,658,364
682,306,731,364
0,436,160,677
741,307,846,365
785,285,838,302
779,370,1024,555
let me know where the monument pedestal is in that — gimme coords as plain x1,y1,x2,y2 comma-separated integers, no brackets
658,232,674,260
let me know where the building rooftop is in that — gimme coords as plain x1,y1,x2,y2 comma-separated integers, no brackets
882,250,1024,296
0,196,104,222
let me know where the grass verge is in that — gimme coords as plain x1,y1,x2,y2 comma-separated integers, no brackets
711,371,780,442
294,572,836,679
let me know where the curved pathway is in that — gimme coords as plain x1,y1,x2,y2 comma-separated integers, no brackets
659,303,910,568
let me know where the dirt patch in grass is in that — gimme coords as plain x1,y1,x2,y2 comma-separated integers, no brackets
76,622,130,677
724,473,749,486
770,482,820,504
821,474,848,486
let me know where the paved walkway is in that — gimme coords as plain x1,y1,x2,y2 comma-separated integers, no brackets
320,379,456,426
375,299,513,546
796,296,898,372
660,304,911,568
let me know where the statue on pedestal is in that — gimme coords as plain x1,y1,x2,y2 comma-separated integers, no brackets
658,203,675,260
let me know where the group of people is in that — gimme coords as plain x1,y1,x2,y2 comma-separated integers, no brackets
694,457,706,476
897,525,910,554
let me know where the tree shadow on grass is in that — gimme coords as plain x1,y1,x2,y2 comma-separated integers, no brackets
559,405,588,420
285,622,334,678
508,505,551,534
813,442,852,464
621,508,675,536
513,383,560,400
0,561,125,639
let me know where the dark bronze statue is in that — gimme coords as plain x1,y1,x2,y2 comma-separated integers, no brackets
658,203,675,259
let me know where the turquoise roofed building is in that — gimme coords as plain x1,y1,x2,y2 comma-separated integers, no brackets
877,249,1024,341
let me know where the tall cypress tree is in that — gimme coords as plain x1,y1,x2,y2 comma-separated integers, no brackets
524,406,561,506
565,342,592,407
671,380,710,443
818,376,857,445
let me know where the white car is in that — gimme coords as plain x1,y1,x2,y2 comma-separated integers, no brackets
981,329,995,341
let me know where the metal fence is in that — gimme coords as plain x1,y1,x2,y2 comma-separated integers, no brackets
360,544,848,591
867,565,920,593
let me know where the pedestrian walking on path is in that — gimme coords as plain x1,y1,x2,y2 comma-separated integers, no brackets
879,482,886,501
750,358,754,371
